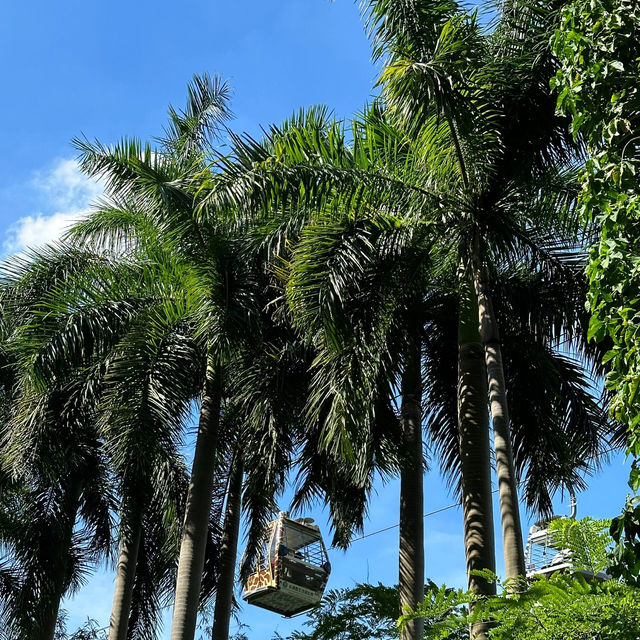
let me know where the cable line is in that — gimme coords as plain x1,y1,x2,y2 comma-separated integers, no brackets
350,444,621,543
352,500,463,542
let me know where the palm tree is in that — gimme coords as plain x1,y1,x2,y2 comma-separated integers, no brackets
210,446,243,640
360,0,597,585
99,315,200,640
0,252,124,640
66,72,254,640
204,65,619,637
0,303,114,639
0,73,242,637
68,74,330,640
0,244,208,640
228,0,602,560
206,103,494,631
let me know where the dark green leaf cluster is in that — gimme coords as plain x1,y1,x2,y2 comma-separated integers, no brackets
272,582,403,640
548,516,611,576
486,575,640,640
553,0,640,464
204,0,622,523
404,573,640,640
609,495,640,586
54,613,107,640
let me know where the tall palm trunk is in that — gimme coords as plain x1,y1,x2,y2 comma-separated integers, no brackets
171,363,222,640
40,486,82,640
458,280,496,639
399,336,424,640
41,598,62,640
474,267,526,579
211,452,244,640
108,515,143,640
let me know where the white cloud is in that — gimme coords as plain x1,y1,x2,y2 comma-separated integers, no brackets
3,158,103,255
33,157,103,213
4,211,82,253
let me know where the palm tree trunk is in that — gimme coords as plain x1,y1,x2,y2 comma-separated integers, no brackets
40,488,82,640
399,336,424,640
41,599,62,640
458,280,496,639
211,453,244,640
473,267,526,580
171,363,222,640
108,516,143,640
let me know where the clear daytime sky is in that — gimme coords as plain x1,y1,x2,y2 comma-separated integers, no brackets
0,1,633,639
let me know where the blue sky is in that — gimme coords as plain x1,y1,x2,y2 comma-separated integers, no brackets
0,0,377,253
0,1,634,639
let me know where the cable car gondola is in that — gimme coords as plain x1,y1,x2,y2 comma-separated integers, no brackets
525,493,609,581
241,511,331,617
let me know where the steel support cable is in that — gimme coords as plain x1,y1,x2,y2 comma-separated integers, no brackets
350,445,621,543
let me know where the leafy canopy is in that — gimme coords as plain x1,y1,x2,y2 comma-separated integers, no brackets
553,0,640,477
273,582,468,640
547,516,611,575
404,573,640,640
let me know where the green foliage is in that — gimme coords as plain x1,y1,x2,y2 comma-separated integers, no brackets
608,495,640,586
552,0,640,457
0,73,239,639
548,516,611,575
402,517,638,638
215,0,621,526
277,582,469,640
487,575,640,640
54,614,106,640
403,574,640,640
553,0,640,593
274,583,401,640
401,582,470,640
